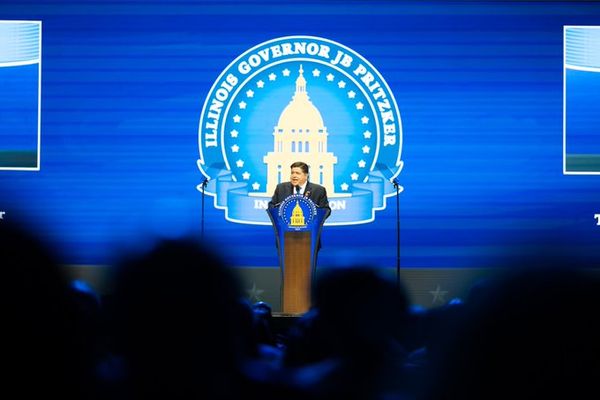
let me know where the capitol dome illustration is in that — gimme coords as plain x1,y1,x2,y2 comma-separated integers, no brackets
263,65,338,195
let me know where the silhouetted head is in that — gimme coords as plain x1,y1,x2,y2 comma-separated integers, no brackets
253,301,272,318
1,221,85,398
424,263,600,399
312,266,410,358
110,238,247,399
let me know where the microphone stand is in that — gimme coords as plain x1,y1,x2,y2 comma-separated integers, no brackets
200,178,209,240
392,178,401,287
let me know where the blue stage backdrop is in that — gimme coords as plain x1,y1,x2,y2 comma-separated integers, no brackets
0,1,599,269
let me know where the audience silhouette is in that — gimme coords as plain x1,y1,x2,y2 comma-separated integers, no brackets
422,261,599,399
108,238,252,399
2,220,598,400
283,267,412,399
1,221,96,399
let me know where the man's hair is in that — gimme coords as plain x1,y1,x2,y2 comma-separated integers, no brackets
290,161,309,174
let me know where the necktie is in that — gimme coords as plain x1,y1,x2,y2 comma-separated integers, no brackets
295,185,300,194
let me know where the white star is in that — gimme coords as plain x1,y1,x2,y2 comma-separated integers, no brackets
242,171,250,180
429,285,449,304
347,90,356,99
233,115,241,123
238,101,247,109
338,80,346,89
236,159,244,167
312,68,321,77
256,80,265,88
362,145,370,154
230,130,239,138
361,116,369,124
246,89,254,98
268,73,276,81
358,159,366,168
363,130,372,139
326,73,335,81
282,68,291,77
246,282,264,302
356,102,364,110
351,173,359,181
252,182,260,190
341,183,349,191
231,144,240,153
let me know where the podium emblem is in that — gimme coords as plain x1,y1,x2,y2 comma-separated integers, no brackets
279,195,317,229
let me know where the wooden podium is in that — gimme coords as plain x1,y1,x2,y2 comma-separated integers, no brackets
267,195,328,314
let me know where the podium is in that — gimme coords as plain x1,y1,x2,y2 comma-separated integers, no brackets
267,195,328,314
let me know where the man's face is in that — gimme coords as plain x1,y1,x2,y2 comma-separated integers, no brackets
290,167,308,187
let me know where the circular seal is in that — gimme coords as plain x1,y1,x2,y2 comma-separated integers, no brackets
198,35,403,225
279,194,317,228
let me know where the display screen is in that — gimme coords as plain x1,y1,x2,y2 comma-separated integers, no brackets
1,1,599,269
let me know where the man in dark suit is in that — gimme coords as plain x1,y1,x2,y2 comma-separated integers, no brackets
268,161,331,218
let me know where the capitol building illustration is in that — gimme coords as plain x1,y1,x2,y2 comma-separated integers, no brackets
263,66,338,196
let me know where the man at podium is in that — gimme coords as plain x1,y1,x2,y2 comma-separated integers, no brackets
267,161,330,314
268,161,331,218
